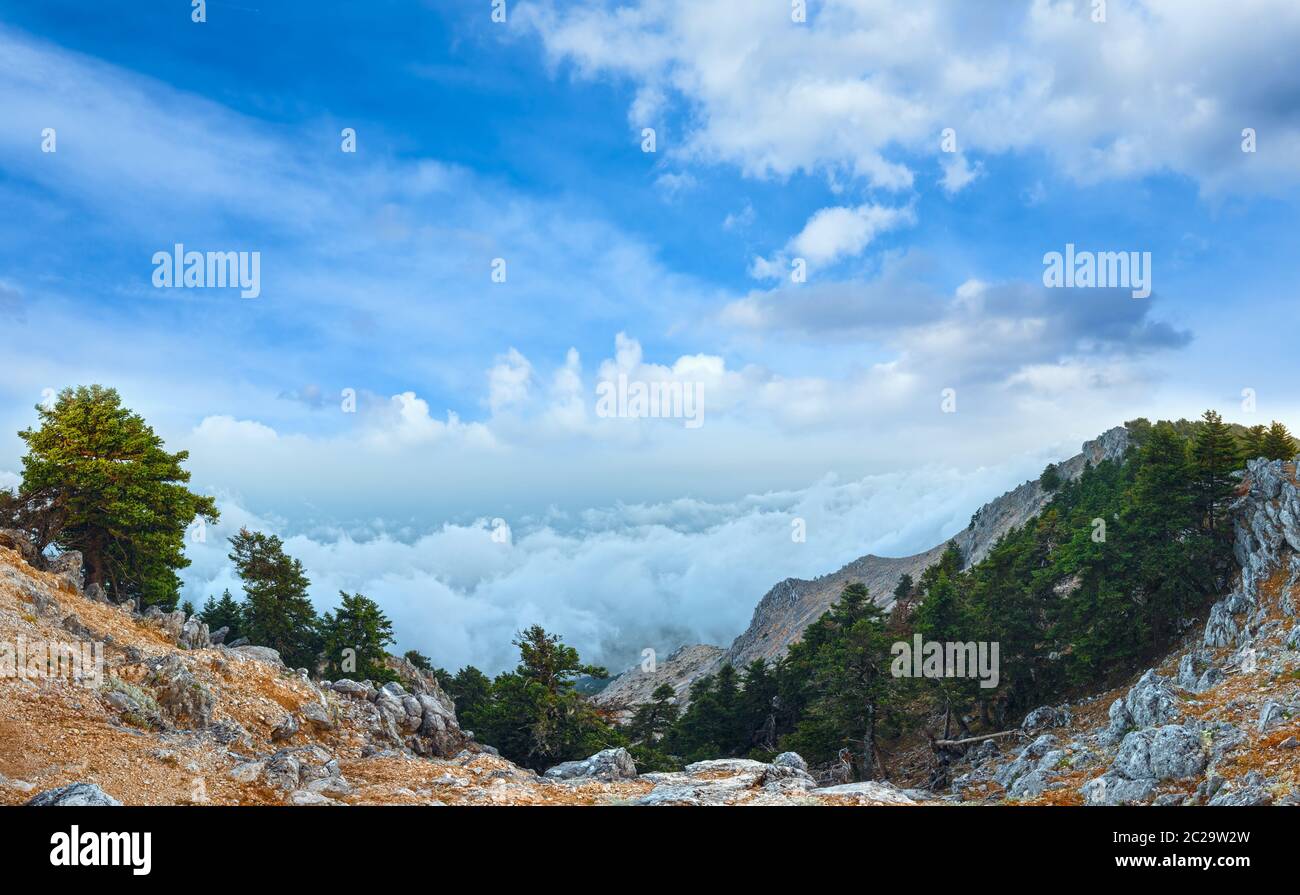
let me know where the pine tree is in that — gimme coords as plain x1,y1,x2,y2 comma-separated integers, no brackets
447,666,492,730
1239,424,1268,461
228,528,321,668
17,385,219,609
627,682,680,745
320,591,396,682
1192,410,1239,532
1261,421,1297,461
780,583,896,779
199,590,244,642
472,626,617,770
1039,463,1062,491
403,649,433,672
1125,422,1212,651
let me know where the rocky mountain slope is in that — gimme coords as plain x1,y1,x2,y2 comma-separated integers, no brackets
3,442,1296,807
0,533,920,806
599,427,1131,709
945,457,1300,805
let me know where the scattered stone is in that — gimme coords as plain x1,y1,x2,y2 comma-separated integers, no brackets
146,654,215,728
1022,705,1072,732
25,782,122,806
301,701,335,731
286,790,339,806
544,748,637,782
228,645,284,666
271,714,300,741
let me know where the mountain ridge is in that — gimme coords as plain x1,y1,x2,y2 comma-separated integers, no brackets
598,425,1132,710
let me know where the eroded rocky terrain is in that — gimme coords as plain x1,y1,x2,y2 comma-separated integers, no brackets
0,533,921,807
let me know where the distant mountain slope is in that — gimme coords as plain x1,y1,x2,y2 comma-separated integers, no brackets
598,426,1131,709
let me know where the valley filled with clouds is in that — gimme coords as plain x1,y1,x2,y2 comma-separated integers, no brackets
2,0,1298,672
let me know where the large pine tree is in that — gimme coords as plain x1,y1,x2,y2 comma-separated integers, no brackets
320,591,396,682
17,385,219,609
228,528,320,668
1192,410,1239,532
1261,421,1297,461
199,589,244,641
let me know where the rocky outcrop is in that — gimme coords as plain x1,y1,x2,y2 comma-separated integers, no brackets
966,456,1300,806
0,528,43,569
595,644,725,714
544,748,637,782
1103,670,1181,744
602,428,1132,707
26,783,123,806
146,653,215,728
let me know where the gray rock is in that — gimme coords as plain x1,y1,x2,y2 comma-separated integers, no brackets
1209,782,1273,806
25,782,122,806
301,701,335,731
229,645,283,666
0,528,43,568
1112,725,1206,782
331,679,374,700
145,654,214,728
1022,705,1072,732
46,551,83,591
1008,770,1050,800
1105,670,1180,743
61,613,92,639
229,761,266,784
179,615,210,650
1083,773,1156,806
808,781,916,805
1259,701,1288,733
544,747,638,782
208,626,229,646
771,751,808,772
271,714,300,741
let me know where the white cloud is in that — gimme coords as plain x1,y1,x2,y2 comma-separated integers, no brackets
939,154,983,195
518,0,1300,194
181,448,1068,674
788,203,915,266
487,348,534,414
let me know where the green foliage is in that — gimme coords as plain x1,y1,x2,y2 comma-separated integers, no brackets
1039,462,1062,491
228,528,321,669
445,665,492,730
403,649,433,672
1239,424,1267,461
466,626,620,770
653,411,1245,778
778,582,899,777
1192,410,1239,533
320,591,397,682
17,385,219,609
199,590,244,642
1262,421,1297,461
626,682,680,746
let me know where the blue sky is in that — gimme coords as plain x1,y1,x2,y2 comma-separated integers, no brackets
1,0,1298,672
